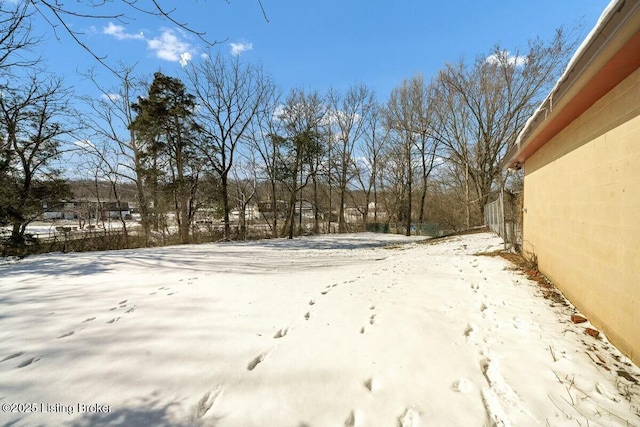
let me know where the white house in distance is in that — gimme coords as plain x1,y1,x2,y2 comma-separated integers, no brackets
502,0,640,364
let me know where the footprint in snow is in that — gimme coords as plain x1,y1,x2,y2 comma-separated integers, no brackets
304,312,310,320
192,386,223,420
16,356,42,368
1,351,24,363
57,331,74,339
83,317,96,322
452,377,473,393
247,352,267,371
397,408,420,427
344,410,356,427
363,377,376,392
309,300,315,306
463,324,474,338
273,328,288,339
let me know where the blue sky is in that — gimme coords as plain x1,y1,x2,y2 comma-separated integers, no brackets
32,0,610,103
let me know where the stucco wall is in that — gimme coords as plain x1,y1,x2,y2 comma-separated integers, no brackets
523,67,640,364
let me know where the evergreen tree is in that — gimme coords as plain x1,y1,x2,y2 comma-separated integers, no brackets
130,72,200,244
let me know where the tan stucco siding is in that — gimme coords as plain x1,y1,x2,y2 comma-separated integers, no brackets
523,67,640,364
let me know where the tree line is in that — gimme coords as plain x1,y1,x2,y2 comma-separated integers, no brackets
1,0,577,250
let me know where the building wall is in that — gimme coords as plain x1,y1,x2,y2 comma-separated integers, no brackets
523,67,640,364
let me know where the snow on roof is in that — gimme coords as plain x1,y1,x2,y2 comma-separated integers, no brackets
504,0,625,168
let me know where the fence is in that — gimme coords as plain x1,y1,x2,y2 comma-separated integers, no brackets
484,190,522,251
366,222,444,237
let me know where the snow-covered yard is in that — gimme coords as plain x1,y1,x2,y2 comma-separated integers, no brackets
0,232,638,426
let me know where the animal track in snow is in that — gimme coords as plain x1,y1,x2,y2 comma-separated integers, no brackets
463,324,474,338
273,328,288,339
360,326,365,334
309,300,315,306
363,377,376,392
83,317,96,322
16,355,42,368
106,317,121,324
1,351,24,363
57,331,74,339
369,314,376,325
452,377,473,393
304,312,310,320
479,356,532,424
192,386,222,420
344,410,356,427
125,307,135,314
321,290,329,295
397,407,421,427
247,352,267,371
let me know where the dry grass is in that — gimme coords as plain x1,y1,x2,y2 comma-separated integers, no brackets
476,249,569,306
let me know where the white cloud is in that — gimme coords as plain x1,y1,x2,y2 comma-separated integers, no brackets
147,28,193,62
179,52,192,67
103,22,144,40
100,93,121,102
73,139,95,150
486,50,527,67
230,41,253,56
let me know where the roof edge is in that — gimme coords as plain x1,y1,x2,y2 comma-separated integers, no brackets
502,0,640,170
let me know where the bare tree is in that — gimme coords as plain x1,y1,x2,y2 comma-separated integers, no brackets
75,140,132,246
327,84,375,233
431,30,576,223
352,100,387,226
230,156,258,240
0,73,73,245
186,53,275,240
0,0,41,71
247,98,287,238
80,65,156,244
277,89,326,239
384,77,424,236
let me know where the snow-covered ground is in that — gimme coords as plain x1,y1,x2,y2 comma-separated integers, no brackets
1,220,141,241
0,232,638,426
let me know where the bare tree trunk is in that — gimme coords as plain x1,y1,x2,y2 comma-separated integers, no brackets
405,156,412,237
221,172,230,240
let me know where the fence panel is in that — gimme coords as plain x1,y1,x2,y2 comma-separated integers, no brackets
484,191,523,251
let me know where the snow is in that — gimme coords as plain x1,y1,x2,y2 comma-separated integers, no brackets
0,232,639,426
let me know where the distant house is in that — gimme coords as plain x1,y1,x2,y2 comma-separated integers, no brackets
502,0,640,364
294,201,315,220
102,202,131,220
366,201,388,221
229,204,260,222
43,202,77,220
258,200,287,219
